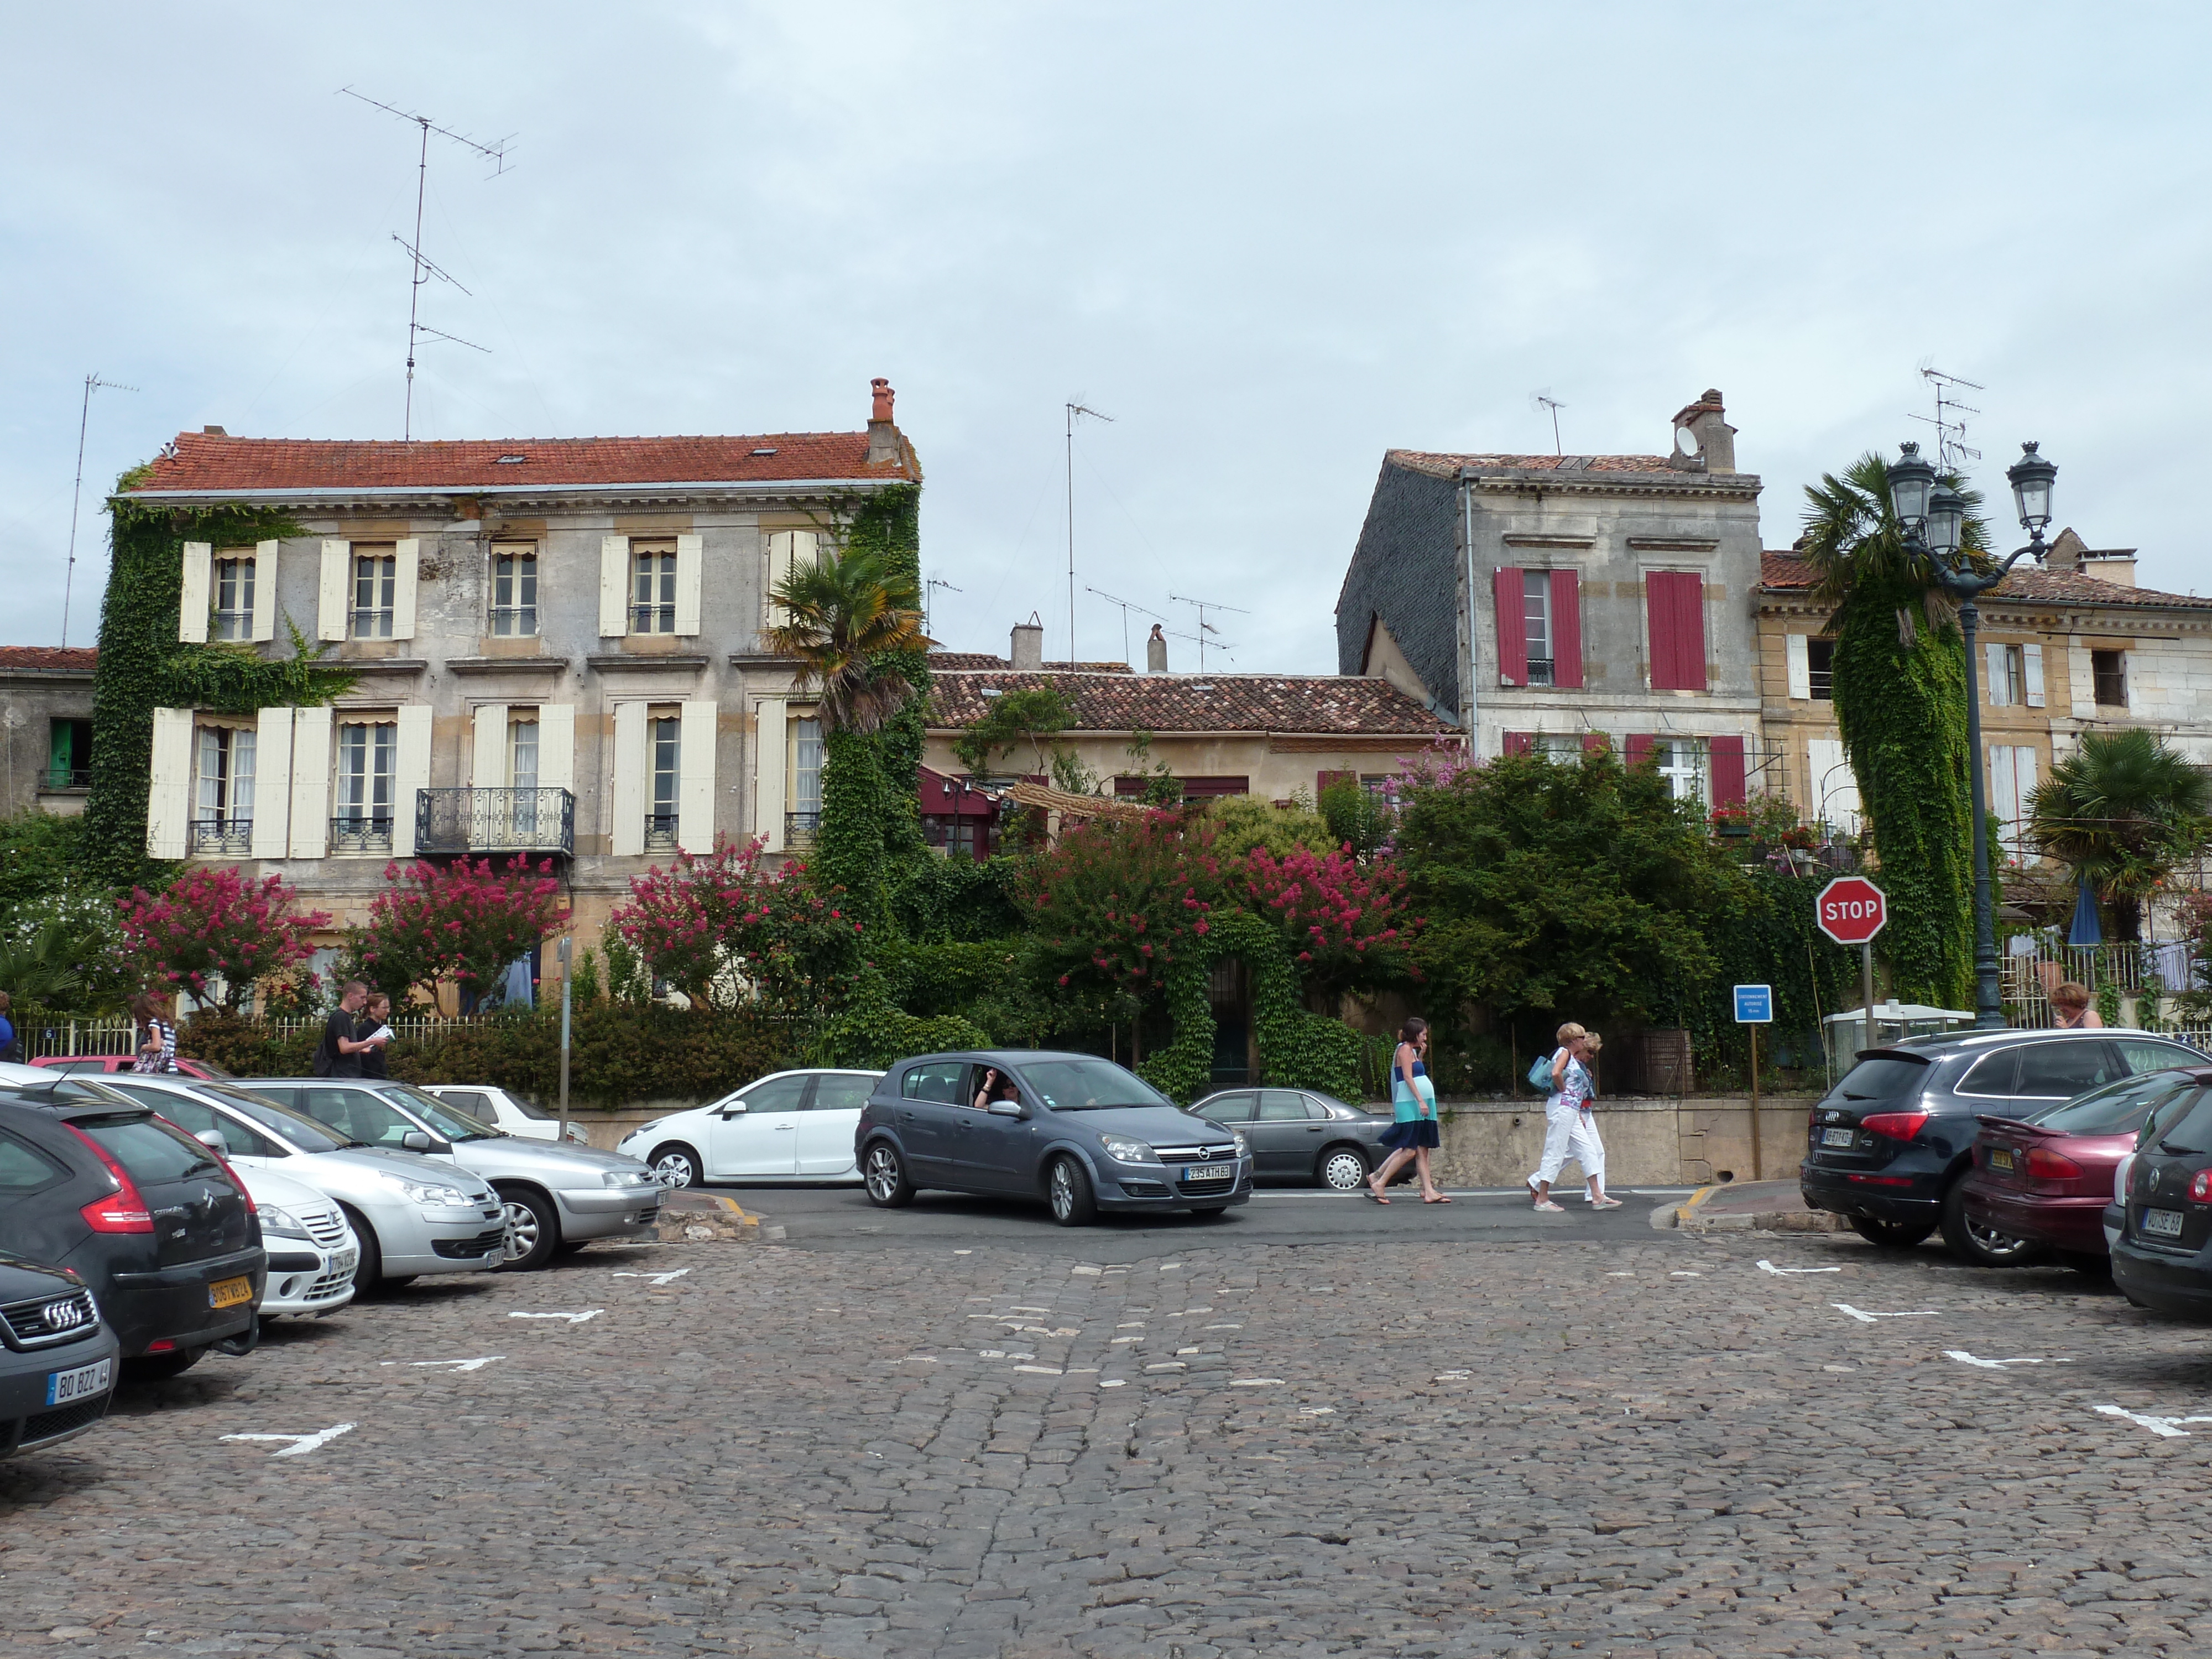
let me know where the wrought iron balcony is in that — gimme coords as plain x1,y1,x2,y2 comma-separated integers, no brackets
643,811,677,853
190,817,253,855
414,788,576,858
1525,656,1556,687
785,810,821,849
42,765,91,791
331,814,394,854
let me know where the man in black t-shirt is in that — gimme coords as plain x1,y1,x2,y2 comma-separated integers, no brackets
358,993,394,1079
311,981,374,1078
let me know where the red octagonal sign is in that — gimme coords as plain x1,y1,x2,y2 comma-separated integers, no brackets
1816,876,1887,946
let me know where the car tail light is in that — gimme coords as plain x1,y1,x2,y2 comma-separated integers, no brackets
2025,1146,2084,1181
1860,1112,1929,1142
65,1123,156,1233
2192,1171,2212,1204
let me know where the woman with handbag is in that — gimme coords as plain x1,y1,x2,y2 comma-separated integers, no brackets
1366,1016,1448,1204
1528,1023,1617,1211
131,991,178,1074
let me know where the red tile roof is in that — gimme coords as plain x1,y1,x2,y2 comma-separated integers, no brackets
0,646,97,672
124,430,914,495
1390,448,1680,479
928,671,1454,735
1761,552,2212,609
930,652,1133,673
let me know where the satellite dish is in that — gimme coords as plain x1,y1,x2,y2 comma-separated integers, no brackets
1674,424,1702,457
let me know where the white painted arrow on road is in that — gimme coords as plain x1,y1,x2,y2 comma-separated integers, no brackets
614,1270,690,1286
1945,1351,2073,1370
2093,1405,2212,1438
508,1310,603,1323
380,1357,505,1373
1833,1303,1938,1323
221,1423,356,1458
1760,1260,1841,1275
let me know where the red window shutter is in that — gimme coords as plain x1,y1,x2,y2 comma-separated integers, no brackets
1647,571,1707,691
1316,769,1354,795
1503,732,1533,755
1493,566,1527,685
1550,569,1583,688
1624,734,1655,770
1709,734,1747,806
1582,732,1610,755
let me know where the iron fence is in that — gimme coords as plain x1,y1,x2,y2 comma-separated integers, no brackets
415,787,575,857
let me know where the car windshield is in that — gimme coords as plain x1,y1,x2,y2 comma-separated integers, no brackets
380,1083,499,1141
2031,1071,2193,1137
202,1086,356,1153
1822,1054,1930,1106
1018,1058,1173,1111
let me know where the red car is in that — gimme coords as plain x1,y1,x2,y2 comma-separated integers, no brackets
1958,1067,2201,1268
30,1055,234,1082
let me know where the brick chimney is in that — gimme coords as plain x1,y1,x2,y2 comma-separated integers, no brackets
1010,612,1045,671
1668,389,1736,473
866,378,901,466
2043,526,2086,571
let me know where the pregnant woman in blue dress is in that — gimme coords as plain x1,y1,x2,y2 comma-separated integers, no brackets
1366,1016,1448,1204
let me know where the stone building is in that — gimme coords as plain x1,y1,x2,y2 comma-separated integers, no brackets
0,647,98,818
121,381,918,982
1334,390,1767,808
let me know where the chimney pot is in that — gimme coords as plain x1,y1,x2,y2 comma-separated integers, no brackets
202,425,227,436
1669,390,1736,473
870,378,894,424
1145,622,1168,674
1010,613,1045,671
866,379,901,466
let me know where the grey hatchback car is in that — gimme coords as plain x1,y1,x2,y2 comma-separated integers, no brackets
1191,1087,1391,1189
855,1051,1253,1225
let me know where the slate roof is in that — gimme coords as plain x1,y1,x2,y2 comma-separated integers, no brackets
928,671,1454,735
124,430,914,495
929,652,1133,673
1760,552,2212,609
1389,448,1682,479
0,646,97,672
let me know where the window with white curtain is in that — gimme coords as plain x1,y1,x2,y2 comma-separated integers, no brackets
336,721,397,850
192,727,255,853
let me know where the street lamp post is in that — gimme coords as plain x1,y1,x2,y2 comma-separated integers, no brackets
1885,439,2059,1030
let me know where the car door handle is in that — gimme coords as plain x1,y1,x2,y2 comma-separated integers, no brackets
774,1124,795,1131
1306,1126,1324,1133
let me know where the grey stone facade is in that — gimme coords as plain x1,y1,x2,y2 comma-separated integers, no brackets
0,648,97,819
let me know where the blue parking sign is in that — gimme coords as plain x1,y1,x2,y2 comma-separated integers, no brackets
1733,984,1773,1024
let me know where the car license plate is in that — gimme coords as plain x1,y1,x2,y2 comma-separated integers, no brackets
45,1357,112,1407
331,1248,359,1275
1988,1147,2015,1172
1182,1164,1233,1183
208,1276,254,1310
2143,1208,2186,1239
1821,1128,1855,1148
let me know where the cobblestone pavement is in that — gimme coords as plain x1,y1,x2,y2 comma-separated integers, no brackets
9,1220,2212,1657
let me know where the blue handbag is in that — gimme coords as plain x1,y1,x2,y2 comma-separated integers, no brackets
1527,1053,1557,1090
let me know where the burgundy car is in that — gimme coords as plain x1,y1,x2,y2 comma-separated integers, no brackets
1959,1067,2201,1268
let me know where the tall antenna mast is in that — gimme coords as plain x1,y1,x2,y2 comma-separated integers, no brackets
1531,391,1568,456
1168,592,1250,674
1086,585,1164,669
341,87,514,439
61,374,137,649
1912,365,1984,474
923,575,962,635
1065,400,1113,664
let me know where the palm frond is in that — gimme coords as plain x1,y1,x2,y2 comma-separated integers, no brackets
1797,451,1995,619
765,547,930,734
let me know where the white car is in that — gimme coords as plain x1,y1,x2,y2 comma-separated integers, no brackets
420,1084,592,1145
619,1068,883,1188
228,1164,359,1318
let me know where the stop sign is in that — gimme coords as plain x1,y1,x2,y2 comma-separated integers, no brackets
1816,875,1887,946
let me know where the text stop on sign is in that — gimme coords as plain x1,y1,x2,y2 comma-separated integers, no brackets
1816,876,1887,946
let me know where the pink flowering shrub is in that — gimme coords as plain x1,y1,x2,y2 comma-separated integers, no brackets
118,868,331,1009
1239,845,1423,993
608,836,863,1013
354,855,570,1005
1027,812,1223,993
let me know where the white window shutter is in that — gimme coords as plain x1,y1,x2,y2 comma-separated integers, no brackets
179,544,212,643
754,697,787,853
472,703,508,792
675,533,703,635
1785,632,1810,700
393,705,432,858
289,706,333,858
2068,644,2096,718
764,530,817,633
251,540,279,643
1989,744,2015,831
392,538,420,641
610,703,646,857
599,536,631,637
538,703,576,795
147,708,195,858
251,707,296,859
1984,642,2008,706
2023,641,2046,707
677,700,717,853
319,541,351,641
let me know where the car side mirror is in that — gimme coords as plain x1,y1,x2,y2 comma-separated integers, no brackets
195,1129,229,1155
987,1099,1027,1119
721,1103,748,1118
400,1130,439,1153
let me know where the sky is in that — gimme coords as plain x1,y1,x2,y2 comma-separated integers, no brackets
5,2,2209,672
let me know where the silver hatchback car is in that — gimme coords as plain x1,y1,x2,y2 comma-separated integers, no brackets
1191,1087,1395,1190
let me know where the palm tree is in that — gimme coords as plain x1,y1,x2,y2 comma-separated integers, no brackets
764,546,930,735
2027,729,2211,941
0,919,90,1009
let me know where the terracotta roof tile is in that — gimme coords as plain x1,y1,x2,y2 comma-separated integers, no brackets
1760,551,2211,609
928,652,1133,673
928,671,1453,736
0,646,97,671
1762,552,1818,587
125,430,913,494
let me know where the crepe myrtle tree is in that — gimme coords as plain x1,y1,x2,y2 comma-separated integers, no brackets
118,867,331,1010
350,855,570,1009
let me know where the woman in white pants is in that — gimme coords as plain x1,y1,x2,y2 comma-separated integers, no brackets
1530,1024,1619,1211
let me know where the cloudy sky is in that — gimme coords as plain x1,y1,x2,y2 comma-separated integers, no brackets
5,3,2207,670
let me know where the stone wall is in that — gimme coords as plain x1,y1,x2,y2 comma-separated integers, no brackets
1427,1095,1817,1188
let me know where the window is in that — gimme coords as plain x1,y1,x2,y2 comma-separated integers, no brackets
2012,1040,2125,1098
2117,1038,2204,1076
1987,644,2025,707
1201,1093,1256,1122
351,549,397,638
924,816,985,861
1807,637,1834,701
46,717,92,790
336,721,397,852
2093,649,2128,708
901,1061,967,1103
1646,570,1707,691
192,727,255,854
811,1075,876,1112
1258,1091,1311,1121
2032,1072,2193,1137
1958,1050,2019,1096
789,717,823,847
0,1132,64,1194
1653,738,1705,804
647,714,680,849
1988,745,2038,857
632,542,677,634
213,555,255,640
490,546,538,637
509,716,540,839
1522,570,1554,687
1535,734,1583,762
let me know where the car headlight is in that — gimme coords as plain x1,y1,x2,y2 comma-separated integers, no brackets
627,1119,665,1143
601,1168,656,1188
1100,1135,1159,1165
1231,1130,1249,1158
379,1172,474,1207
257,1203,313,1240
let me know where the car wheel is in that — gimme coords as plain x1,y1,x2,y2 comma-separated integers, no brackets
496,1187,561,1271
122,1347,204,1383
1940,1180,2047,1267
1048,1156,1097,1227
863,1141,915,1208
1848,1215,1937,1249
1317,1145,1370,1191
649,1143,706,1189
340,1205,385,1293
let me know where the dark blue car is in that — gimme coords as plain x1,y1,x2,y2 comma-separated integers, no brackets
855,1051,1253,1226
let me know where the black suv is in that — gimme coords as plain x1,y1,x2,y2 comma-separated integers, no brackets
2111,1066,2212,1317
855,1051,1253,1225
1800,1027,2204,1258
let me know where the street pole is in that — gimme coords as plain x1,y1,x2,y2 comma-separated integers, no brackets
556,937,573,1146
1957,593,2004,1028
1862,942,1875,1055
1749,1023,1761,1181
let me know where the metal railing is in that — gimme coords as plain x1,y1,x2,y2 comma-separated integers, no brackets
486,606,538,635
331,814,394,854
630,604,675,634
1525,656,1555,687
190,818,254,855
415,788,576,857
644,811,678,852
41,766,91,791
785,810,820,849
348,609,395,639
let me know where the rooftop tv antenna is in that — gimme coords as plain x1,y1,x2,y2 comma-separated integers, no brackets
1912,364,1984,473
1165,627,1238,670
341,87,514,440
1168,592,1250,674
1065,400,1114,665
61,374,137,649
1531,390,1568,456
923,575,962,634
1086,586,1165,669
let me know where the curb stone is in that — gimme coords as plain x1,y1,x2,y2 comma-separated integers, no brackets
655,1191,762,1243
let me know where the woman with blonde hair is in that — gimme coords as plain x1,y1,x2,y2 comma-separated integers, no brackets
1528,1022,1618,1211
2050,981,2103,1029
